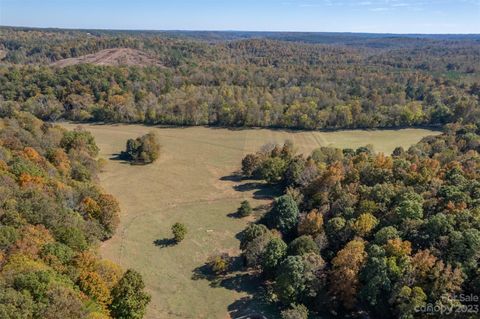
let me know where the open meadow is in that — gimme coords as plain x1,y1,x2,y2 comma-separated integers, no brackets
60,124,439,319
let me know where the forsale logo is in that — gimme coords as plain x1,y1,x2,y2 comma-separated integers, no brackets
414,293,479,315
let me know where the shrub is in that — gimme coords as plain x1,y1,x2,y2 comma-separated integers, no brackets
237,200,252,217
207,253,230,275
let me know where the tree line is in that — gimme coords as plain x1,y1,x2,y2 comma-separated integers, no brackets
0,112,150,318
237,124,480,318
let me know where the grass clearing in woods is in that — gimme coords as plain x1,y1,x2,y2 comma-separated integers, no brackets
60,123,439,319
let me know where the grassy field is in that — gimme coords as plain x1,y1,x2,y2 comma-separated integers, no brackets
60,124,439,319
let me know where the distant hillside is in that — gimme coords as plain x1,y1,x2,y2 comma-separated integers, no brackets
1,26,479,130
51,48,162,67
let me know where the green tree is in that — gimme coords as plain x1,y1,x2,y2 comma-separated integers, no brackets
311,147,343,165
284,157,306,186
351,213,379,237
109,269,151,319
269,195,299,234
13,270,53,305
275,256,306,305
259,157,287,184
275,253,325,305
395,191,424,220
171,223,187,243
287,235,319,256
393,286,427,319
240,224,269,250
359,245,393,315
54,226,88,251
0,226,19,250
261,237,287,272
374,226,400,245
243,231,272,268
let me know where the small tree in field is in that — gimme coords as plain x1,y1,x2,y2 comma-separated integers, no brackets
207,253,230,275
237,200,252,217
121,132,160,164
171,223,187,243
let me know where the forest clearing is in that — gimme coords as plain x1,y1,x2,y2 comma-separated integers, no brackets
60,124,438,319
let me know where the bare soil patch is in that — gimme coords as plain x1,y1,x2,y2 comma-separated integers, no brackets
51,48,162,67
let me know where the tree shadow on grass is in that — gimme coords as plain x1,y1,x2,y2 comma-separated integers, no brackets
252,187,281,200
228,294,275,319
191,256,279,318
220,173,244,182
191,263,216,281
233,182,263,192
108,153,131,164
232,182,282,200
153,238,176,248
222,273,277,318
211,173,282,317
227,211,242,219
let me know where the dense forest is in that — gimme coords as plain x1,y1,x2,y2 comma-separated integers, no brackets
1,27,479,129
0,112,150,318
238,124,480,318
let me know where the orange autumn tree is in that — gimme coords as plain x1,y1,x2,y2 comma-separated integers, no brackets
298,209,324,236
329,239,367,309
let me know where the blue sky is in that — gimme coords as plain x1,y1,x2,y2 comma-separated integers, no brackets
1,0,479,34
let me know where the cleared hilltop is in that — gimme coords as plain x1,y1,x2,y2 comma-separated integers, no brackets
51,48,162,67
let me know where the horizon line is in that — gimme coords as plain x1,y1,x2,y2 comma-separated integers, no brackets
1,25,479,36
